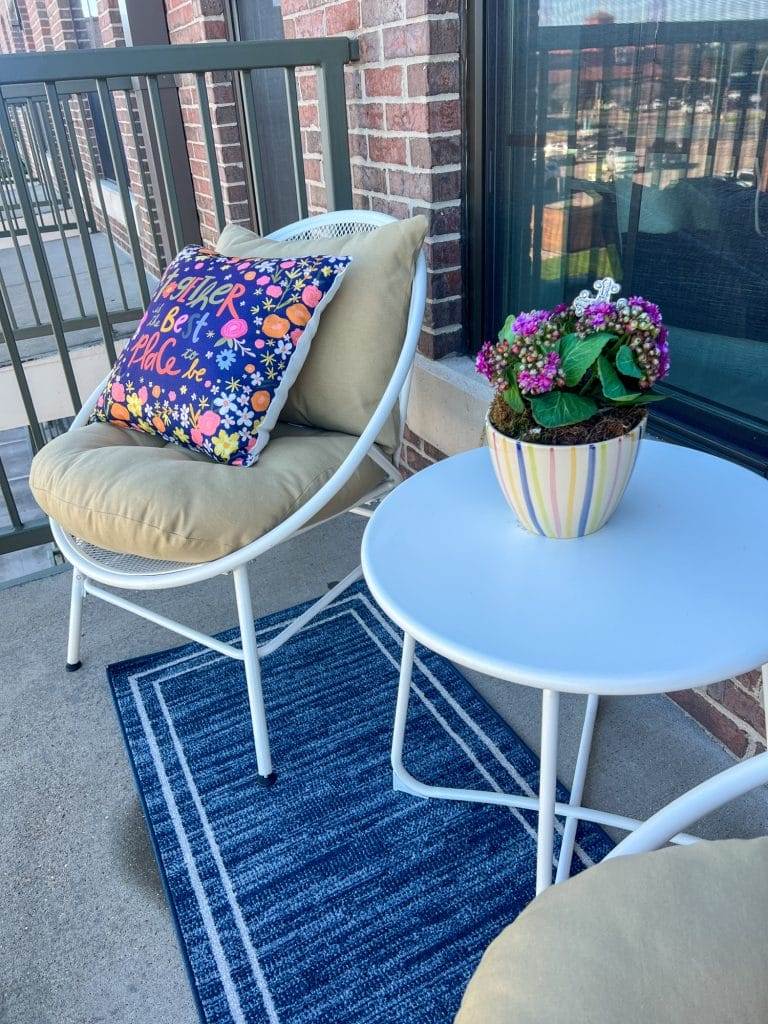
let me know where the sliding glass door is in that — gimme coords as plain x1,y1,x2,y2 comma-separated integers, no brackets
482,1,768,468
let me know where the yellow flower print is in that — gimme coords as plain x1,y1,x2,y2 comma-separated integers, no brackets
173,427,189,444
126,392,143,418
212,429,239,460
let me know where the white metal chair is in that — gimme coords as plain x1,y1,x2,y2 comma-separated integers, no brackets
50,210,427,786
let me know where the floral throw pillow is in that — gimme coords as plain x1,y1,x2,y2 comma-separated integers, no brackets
89,245,351,466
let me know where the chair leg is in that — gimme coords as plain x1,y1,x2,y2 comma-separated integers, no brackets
66,571,85,672
233,566,276,786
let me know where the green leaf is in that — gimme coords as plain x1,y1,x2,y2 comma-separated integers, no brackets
502,374,525,413
633,392,666,405
597,355,644,403
497,314,516,344
616,345,643,378
529,391,598,427
560,332,616,386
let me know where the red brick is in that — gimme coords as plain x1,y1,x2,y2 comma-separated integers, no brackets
349,102,384,130
361,0,403,24
326,0,360,35
382,22,430,58
370,195,411,218
407,59,460,97
424,296,463,329
428,98,461,132
409,134,462,168
419,325,464,358
428,266,462,299
289,9,324,36
298,102,319,128
413,202,461,235
352,163,387,194
668,689,750,758
426,237,461,269
719,680,767,739
297,72,317,102
368,133,407,165
357,29,382,61
386,102,428,132
349,132,368,159
735,669,763,693
422,438,447,461
406,0,459,12
364,65,403,97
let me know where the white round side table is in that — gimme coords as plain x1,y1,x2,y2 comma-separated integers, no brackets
361,440,768,893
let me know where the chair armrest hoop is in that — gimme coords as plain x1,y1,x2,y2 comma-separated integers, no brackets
606,750,768,859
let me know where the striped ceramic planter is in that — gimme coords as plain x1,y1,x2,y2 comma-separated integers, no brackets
486,416,646,539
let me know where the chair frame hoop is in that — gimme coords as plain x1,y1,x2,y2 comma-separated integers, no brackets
53,210,427,592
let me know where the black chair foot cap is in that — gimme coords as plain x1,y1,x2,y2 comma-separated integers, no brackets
255,771,278,788
66,660,82,672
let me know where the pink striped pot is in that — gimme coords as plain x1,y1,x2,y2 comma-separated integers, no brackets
486,416,646,539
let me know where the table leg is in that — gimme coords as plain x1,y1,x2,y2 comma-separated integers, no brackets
391,631,417,794
536,688,560,894
555,693,600,884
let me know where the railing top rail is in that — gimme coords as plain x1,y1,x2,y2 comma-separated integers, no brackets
0,37,359,86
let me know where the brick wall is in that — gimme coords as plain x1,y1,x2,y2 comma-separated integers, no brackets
164,0,252,244
282,0,464,360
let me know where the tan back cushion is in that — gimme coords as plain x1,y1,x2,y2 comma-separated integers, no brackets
455,837,768,1024
216,216,427,454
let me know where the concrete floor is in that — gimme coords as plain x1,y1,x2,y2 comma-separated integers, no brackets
0,229,146,363
2,513,768,1024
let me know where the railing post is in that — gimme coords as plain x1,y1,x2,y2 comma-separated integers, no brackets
317,58,354,211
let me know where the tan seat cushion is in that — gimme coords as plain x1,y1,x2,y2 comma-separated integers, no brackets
215,216,427,454
455,838,768,1024
30,421,385,564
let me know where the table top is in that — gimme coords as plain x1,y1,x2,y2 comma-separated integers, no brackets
361,441,768,696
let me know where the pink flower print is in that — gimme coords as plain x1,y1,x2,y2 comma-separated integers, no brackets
168,390,176,402
302,284,323,308
232,458,244,466
137,386,148,405
204,380,211,388
197,410,221,437
246,437,257,451
194,262,204,270
255,339,265,349
280,260,296,269
266,284,283,298
111,381,125,402
97,394,104,408
221,317,248,340
190,427,203,446
237,262,251,271
257,275,270,285
290,328,302,344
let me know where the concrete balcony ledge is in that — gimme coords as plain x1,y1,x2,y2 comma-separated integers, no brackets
406,352,491,457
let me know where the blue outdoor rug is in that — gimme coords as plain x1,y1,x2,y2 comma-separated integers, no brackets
109,582,612,1024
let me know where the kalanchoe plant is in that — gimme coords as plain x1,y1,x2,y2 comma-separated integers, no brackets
476,283,669,430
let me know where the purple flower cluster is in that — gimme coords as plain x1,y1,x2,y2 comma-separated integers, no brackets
519,350,562,395
476,291,669,421
574,297,670,389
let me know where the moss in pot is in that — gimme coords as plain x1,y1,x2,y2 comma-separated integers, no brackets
477,280,670,538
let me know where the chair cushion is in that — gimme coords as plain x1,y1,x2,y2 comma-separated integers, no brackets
455,838,768,1024
30,421,386,564
89,245,351,466
215,216,427,454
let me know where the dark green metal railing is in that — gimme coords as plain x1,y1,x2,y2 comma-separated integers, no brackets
0,37,358,559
